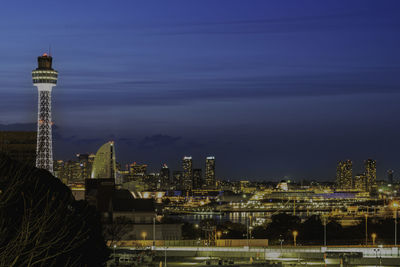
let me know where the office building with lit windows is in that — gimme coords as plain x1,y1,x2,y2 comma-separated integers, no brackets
336,160,352,189
205,156,216,188
160,163,170,189
193,168,203,189
365,159,376,192
182,156,193,190
354,173,367,191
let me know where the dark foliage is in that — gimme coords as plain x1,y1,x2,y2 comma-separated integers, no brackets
0,154,110,266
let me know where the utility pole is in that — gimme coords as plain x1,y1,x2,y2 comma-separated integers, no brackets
153,217,156,247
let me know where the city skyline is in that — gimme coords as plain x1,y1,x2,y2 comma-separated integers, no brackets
1,1,400,180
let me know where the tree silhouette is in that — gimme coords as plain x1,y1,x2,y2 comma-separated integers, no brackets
0,154,109,266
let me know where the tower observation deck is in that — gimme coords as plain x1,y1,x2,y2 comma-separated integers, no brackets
32,53,58,173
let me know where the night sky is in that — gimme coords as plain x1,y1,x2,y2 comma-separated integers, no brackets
1,0,400,181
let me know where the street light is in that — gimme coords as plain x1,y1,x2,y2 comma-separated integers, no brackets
164,246,168,267
141,231,147,241
217,231,222,240
365,213,368,246
390,201,399,246
371,233,377,246
292,230,298,247
279,234,284,253
113,244,117,264
247,215,252,247
323,215,327,246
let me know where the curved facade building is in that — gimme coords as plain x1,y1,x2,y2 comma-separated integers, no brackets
91,141,117,179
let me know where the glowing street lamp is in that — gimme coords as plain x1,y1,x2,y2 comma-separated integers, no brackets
292,230,298,247
142,231,147,240
371,233,377,246
217,231,222,239
113,244,117,263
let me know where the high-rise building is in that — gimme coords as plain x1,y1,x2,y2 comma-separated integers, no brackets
32,53,58,173
160,164,170,189
336,160,352,189
205,156,216,188
193,168,203,189
365,159,376,192
76,153,92,180
173,171,183,190
354,173,367,191
182,156,193,190
91,141,117,180
0,131,36,166
387,169,394,184
128,162,147,179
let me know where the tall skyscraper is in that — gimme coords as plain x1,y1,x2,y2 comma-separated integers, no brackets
91,141,117,180
182,156,193,190
387,169,394,184
193,168,203,189
32,53,58,173
160,164,170,189
205,156,216,188
336,160,352,189
365,159,376,192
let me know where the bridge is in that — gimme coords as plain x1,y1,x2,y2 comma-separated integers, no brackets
111,245,400,266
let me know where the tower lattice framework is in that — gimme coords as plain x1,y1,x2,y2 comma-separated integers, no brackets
32,53,58,173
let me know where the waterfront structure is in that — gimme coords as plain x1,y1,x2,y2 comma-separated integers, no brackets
182,156,193,190
32,53,58,173
91,141,117,180
205,156,216,188
336,160,352,189
387,169,394,184
365,159,376,192
193,168,203,189
0,131,36,166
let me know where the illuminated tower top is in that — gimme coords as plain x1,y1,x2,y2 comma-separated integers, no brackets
32,53,58,174
32,53,58,85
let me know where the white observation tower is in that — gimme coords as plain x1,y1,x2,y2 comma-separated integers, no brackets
32,53,58,173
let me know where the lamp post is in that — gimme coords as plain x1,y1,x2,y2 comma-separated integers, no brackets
247,215,252,247
292,230,298,247
153,217,156,247
391,201,399,246
324,217,327,247
371,233,377,246
113,244,117,263
365,213,368,246
279,235,284,253
164,246,168,267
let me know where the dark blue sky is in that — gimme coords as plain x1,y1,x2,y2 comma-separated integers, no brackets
1,0,400,181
